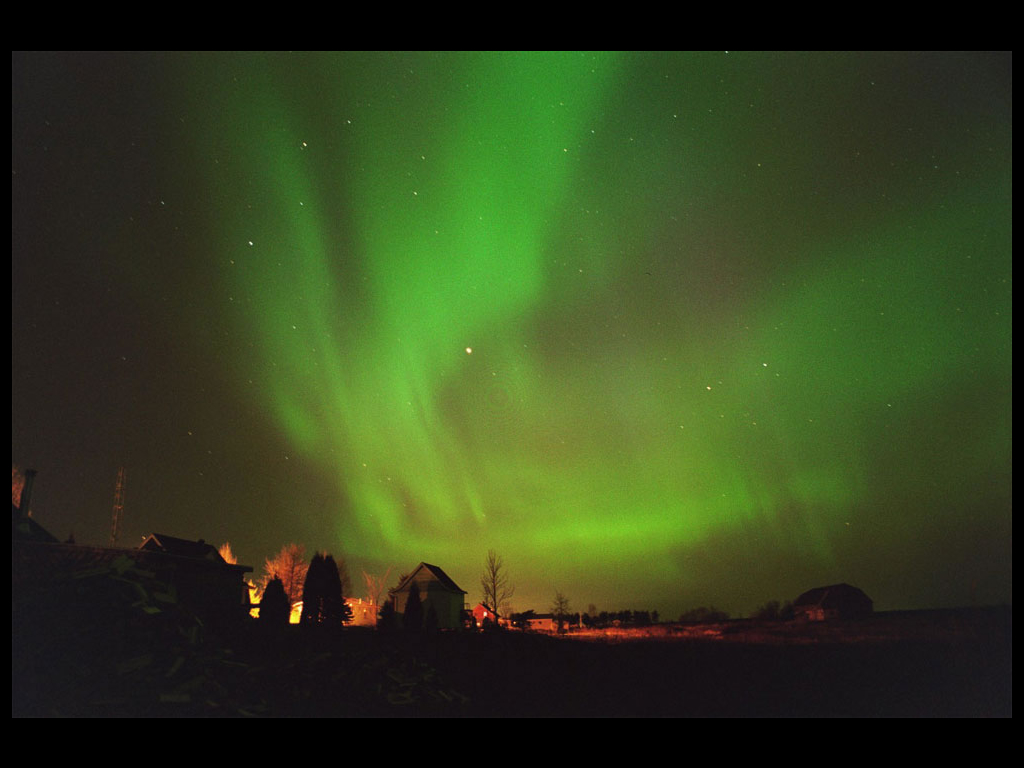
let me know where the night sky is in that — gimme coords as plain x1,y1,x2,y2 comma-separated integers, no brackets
12,51,1012,619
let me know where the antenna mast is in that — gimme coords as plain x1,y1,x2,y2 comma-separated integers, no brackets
110,466,126,547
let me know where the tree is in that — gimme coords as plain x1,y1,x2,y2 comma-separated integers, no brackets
218,542,238,565
678,606,730,623
333,554,353,602
377,600,399,633
322,554,352,625
362,567,392,626
403,581,423,633
301,553,326,625
301,552,351,626
260,576,291,626
261,543,309,608
551,591,571,633
480,549,515,621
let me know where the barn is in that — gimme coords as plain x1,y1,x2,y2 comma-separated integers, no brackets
391,562,467,630
793,583,873,621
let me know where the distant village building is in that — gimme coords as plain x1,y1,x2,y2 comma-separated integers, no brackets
525,613,559,632
793,583,873,621
472,602,498,628
390,562,467,630
346,597,378,627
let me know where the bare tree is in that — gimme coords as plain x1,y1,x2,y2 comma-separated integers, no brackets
218,541,238,564
261,542,309,607
12,465,26,507
480,549,515,620
362,567,393,624
552,591,572,633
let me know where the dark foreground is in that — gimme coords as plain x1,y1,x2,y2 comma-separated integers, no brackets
13,607,1011,717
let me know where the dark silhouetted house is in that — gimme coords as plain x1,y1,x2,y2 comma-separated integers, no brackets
15,529,253,630
139,532,223,561
793,583,873,621
391,562,467,630
136,533,253,624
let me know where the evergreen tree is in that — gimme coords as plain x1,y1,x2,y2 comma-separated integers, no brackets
377,599,398,632
403,581,423,633
322,554,353,625
301,552,326,625
260,576,291,626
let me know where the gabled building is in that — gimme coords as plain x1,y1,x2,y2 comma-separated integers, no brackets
793,583,873,621
135,533,253,626
140,532,225,561
472,602,498,628
390,562,467,630
524,613,559,632
345,597,378,627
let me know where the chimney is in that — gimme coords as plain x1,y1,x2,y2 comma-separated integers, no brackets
19,469,37,518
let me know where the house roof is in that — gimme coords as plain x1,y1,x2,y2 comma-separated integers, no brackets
394,562,467,595
13,504,59,543
794,583,872,608
139,533,225,562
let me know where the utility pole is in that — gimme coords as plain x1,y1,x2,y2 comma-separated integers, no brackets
110,466,126,547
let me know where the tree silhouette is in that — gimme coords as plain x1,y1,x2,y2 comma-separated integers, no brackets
480,549,515,622
301,552,351,626
260,576,291,626
377,599,398,632
403,581,423,633
322,554,352,625
261,543,308,608
301,553,327,625
362,567,392,625
552,591,571,633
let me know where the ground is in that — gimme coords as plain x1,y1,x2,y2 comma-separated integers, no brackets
13,601,1011,717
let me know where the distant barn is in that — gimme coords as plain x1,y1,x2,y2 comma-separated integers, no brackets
793,583,873,621
390,562,467,630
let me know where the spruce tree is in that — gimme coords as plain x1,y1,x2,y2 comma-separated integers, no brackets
260,576,291,626
378,599,398,632
322,554,353,625
301,553,326,625
403,581,423,633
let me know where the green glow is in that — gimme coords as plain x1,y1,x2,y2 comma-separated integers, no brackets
174,52,1011,614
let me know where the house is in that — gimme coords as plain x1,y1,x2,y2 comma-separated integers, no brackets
390,562,467,630
472,602,498,628
14,532,253,629
345,597,378,627
525,613,559,632
136,532,254,626
793,583,873,621
140,532,225,560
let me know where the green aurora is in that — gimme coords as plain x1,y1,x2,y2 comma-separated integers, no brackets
12,52,1011,617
